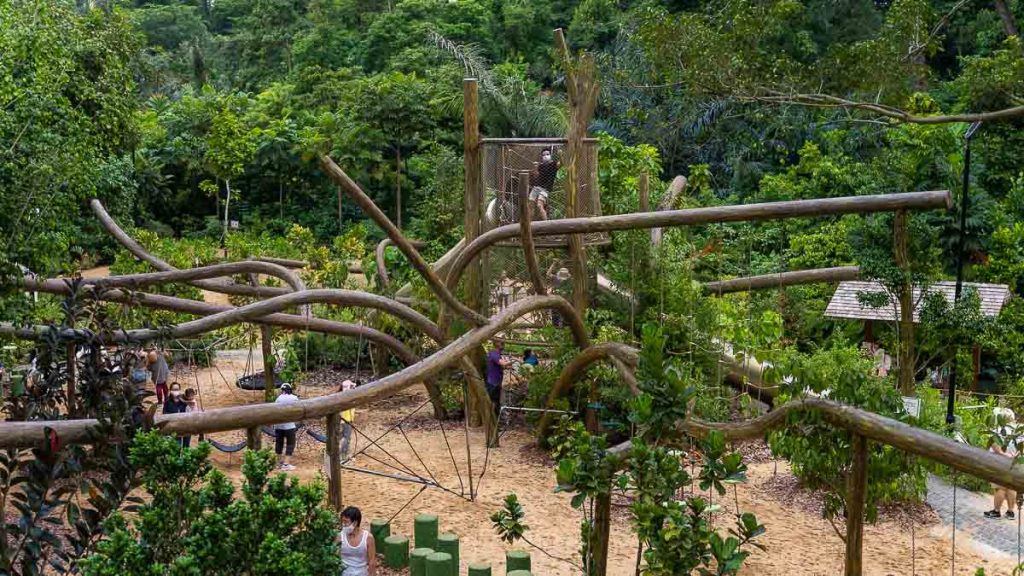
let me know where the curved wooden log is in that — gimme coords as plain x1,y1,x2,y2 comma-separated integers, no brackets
375,238,427,290
650,175,687,246
536,342,640,436
53,261,306,293
517,171,547,295
3,288,445,345
445,191,952,297
256,256,364,275
0,295,581,448
319,155,488,326
704,266,860,295
607,397,1024,492
90,200,290,299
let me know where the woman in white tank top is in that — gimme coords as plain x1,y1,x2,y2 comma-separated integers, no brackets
339,506,376,576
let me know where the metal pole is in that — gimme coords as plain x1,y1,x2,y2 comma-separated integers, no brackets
946,121,981,426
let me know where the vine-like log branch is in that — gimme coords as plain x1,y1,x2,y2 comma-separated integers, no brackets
51,261,306,293
746,92,1024,124
90,200,288,299
517,171,547,295
7,277,448,402
0,295,583,447
445,191,952,298
536,342,640,438
650,175,687,246
704,266,860,295
319,154,488,325
3,288,445,345
375,238,426,290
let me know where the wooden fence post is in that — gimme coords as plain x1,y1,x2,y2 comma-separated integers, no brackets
845,434,868,576
638,172,650,213
590,492,612,576
246,426,261,451
326,413,343,511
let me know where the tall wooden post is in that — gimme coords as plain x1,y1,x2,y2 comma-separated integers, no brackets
246,426,261,451
464,78,483,315
638,172,650,213
464,78,486,427
845,434,868,576
590,492,612,576
326,413,343,511
249,274,277,402
893,210,916,395
556,29,599,314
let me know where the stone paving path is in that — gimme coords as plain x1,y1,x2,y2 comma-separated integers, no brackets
927,474,1022,558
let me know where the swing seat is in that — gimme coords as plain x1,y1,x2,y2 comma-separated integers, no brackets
306,428,329,443
236,372,284,390
207,438,247,453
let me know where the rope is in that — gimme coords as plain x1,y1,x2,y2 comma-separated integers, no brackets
346,418,426,481
386,485,428,525
437,413,465,497
398,424,441,486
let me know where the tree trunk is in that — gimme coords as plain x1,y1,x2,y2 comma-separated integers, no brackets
994,0,1020,38
279,181,284,221
894,210,916,394
326,413,343,510
396,148,402,230
342,183,350,233
222,178,232,245
844,434,868,576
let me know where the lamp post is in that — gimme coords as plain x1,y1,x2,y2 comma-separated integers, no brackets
945,120,982,426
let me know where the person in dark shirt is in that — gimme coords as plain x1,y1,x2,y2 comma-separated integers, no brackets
485,341,510,421
522,349,539,367
529,149,559,220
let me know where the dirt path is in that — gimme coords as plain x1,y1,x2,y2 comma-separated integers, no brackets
168,357,1016,576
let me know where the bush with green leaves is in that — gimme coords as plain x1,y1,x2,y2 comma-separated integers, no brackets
767,344,926,533
505,325,764,576
80,433,339,576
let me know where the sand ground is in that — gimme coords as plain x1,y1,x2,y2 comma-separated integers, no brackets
167,357,1017,576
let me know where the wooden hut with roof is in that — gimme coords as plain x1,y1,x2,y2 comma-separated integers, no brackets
825,280,1012,389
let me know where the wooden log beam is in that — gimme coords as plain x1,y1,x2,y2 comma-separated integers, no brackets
608,397,1024,491
376,238,427,290
0,294,583,448
90,199,287,299
319,154,488,326
704,266,861,295
845,434,867,576
445,191,952,298
255,256,364,275
517,171,547,295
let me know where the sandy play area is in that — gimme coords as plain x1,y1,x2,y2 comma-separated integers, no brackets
163,355,1016,576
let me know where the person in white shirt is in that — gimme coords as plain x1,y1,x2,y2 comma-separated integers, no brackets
274,383,300,471
985,409,1019,520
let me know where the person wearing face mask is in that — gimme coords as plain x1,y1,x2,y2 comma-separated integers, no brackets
339,506,376,576
162,382,189,447
529,148,559,220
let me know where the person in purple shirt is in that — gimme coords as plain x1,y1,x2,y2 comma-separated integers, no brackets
485,341,510,420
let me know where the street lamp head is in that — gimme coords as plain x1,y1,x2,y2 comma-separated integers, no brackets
964,121,982,141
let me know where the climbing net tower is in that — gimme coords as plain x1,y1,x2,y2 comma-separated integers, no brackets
480,138,607,332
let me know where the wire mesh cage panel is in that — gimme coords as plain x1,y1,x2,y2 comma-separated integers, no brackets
481,139,608,248
483,245,573,343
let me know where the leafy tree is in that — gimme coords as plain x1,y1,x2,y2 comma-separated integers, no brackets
80,434,339,576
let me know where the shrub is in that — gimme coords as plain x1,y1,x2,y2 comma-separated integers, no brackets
80,433,340,576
